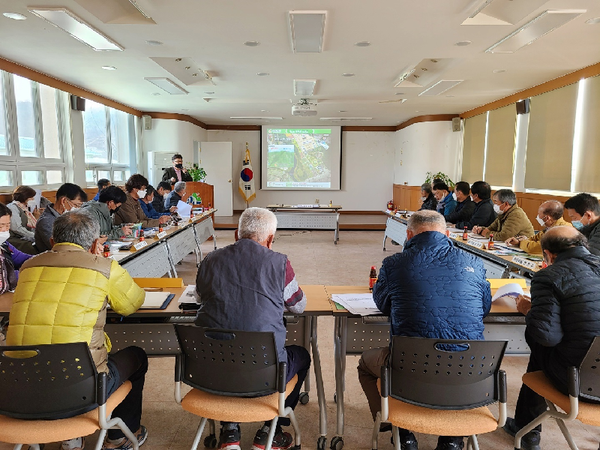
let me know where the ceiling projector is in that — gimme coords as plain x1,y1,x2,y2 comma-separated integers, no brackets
292,99,317,116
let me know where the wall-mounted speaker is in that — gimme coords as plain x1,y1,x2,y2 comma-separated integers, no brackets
70,95,86,111
142,115,152,130
516,99,530,115
452,116,463,132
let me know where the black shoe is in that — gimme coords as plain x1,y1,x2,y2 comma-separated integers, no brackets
218,426,241,450
503,417,519,437
503,417,541,450
435,436,464,450
400,432,418,450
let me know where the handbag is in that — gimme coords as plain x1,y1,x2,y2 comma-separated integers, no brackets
0,248,18,294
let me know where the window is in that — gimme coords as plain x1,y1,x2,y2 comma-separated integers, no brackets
83,100,109,163
21,170,43,185
0,80,7,156
39,84,61,159
110,108,131,165
47,170,63,184
0,170,13,187
13,75,37,158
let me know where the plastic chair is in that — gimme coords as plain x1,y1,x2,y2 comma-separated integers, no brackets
374,336,508,450
174,325,301,450
0,342,139,450
515,336,600,450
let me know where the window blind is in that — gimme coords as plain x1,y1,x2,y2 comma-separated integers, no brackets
460,113,486,182
485,105,516,187
573,75,600,193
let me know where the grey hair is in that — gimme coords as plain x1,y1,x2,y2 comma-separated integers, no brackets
52,210,100,251
174,181,186,194
238,207,277,242
407,210,447,233
493,189,517,206
421,183,432,195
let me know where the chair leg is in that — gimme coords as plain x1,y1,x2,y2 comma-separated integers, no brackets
371,411,382,450
12,446,23,450
515,411,550,449
554,417,579,450
265,417,279,450
467,435,479,450
94,429,108,450
191,417,208,450
392,426,400,450
286,408,302,447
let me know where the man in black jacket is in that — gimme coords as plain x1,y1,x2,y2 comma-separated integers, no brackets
418,183,437,211
445,181,475,225
455,181,496,230
162,153,193,185
503,226,600,450
564,192,600,256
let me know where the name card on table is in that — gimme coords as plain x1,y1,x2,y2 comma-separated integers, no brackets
467,238,487,249
449,232,463,240
134,240,148,251
512,256,539,271
157,231,167,239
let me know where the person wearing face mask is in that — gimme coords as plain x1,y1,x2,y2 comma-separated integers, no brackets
6,185,40,254
113,174,170,228
456,181,496,231
0,203,33,286
444,181,475,225
152,181,176,214
502,227,600,450
138,185,171,219
82,185,133,239
162,153,193,185
164,181,187,211
472,189,534,241
432,181,457,216
505,201,571,254
34,183,87,253
418,183,437,211
564,193,600,256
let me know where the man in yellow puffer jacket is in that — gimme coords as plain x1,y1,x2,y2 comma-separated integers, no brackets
7,211,148,450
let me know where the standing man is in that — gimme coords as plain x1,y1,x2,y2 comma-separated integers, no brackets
564,193,600,255
456,181,496,230
195,207,311,450
503,227,600,450
358,210,491,450
505,200,571,254
445,181,475,225
472,189,534,241
162,153,193,185
7,211,149,450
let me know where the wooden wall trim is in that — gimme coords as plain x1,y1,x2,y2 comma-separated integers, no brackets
341,126,397,132
0,57,142,117
396,114,458,131
145,112,208,129
205,124,261,131
461,61,600,119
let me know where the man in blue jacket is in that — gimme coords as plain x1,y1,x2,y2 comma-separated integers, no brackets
358,210,492,450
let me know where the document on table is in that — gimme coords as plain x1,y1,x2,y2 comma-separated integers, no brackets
331,293,382,316
141,291,174,309
492,283,525,302
177,200,192,217
178,284,200,304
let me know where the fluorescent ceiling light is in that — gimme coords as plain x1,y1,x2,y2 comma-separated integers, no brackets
320,117,372,121
294,79,317,96
3,12,27,20
144,77,188,95
289,10,327,53
486,9,585,54
230,116,283,120
419,80,463,96
28,7,123,51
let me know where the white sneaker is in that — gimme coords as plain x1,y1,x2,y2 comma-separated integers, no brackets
62,437,84,450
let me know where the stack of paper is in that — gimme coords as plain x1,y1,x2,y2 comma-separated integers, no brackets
141,291,173,309
492,283,525,302
178,285,200,304
331,293,382,316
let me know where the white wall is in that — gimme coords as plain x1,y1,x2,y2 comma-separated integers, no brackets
394,121,462,186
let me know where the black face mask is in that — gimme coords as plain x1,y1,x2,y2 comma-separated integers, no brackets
111,206,121,215
175,163,183,169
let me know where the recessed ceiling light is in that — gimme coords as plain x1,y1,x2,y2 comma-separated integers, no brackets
205,91,215,95
493,69,506,74
101,65,116,70
152,93,161,96
3,12,27,20
257,72,269,76
355,41,370,47
586,17,600,24
244,41,260,47
342,73,355,77
145,40,163,46
455,40,472,46
261,109,268,112
395,92,405,95
338,110,347,113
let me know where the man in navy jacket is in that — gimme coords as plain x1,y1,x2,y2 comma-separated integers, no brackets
358,210,491,450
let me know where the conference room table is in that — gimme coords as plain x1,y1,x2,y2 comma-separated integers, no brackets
325,282,527,450
267,204,342,244
382,211,541,280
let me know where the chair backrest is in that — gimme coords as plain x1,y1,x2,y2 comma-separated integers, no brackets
389,336,507,410
578,336,600,401
174,324,279,397
0,342,98,419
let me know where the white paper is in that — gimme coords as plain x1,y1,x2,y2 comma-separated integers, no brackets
177,200,192,218
178,284,200,304
331,293,382,316
30,189,42,211
492,283,525,302
141,291,172,309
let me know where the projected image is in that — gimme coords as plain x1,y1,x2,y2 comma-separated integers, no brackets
266,128,332,188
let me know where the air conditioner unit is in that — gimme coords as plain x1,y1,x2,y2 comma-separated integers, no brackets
292,101,317,116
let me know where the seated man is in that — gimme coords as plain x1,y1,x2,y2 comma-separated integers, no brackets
83,185,133,239
456,181,496,230
432,181,457,216
445,181,475,225
152,181,175,214
35,182,87,253
6,211,148,450
93,178,111,201
139,185,170,219
113,174,169,228
564,193,600,256
473,189,534,241
164,181,186,211
195,207,311,450
418,183,437,211
358,210,491,450
503,227,600,450
505,200,571,254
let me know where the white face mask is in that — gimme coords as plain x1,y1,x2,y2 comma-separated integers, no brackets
27,200,36,209
137,189,147,198
0,230,9,245
536,216,546,227
493,204,503,215
421,196,427,202
452,192,457,201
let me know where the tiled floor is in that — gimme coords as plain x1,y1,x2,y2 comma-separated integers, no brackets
2,230,599,449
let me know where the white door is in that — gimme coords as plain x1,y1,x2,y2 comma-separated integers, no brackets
199,142,233,216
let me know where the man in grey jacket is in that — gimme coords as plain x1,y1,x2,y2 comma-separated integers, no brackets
82,186,132,239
